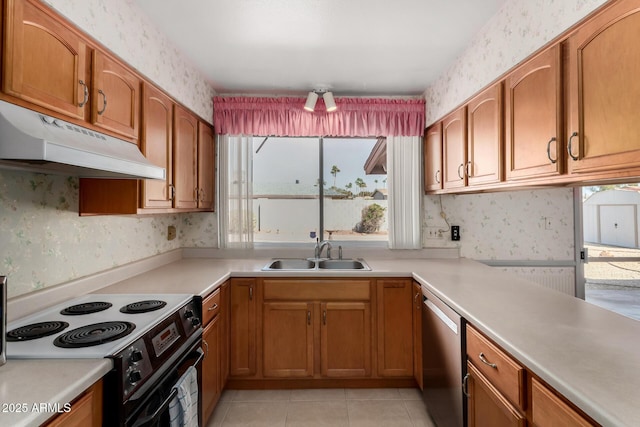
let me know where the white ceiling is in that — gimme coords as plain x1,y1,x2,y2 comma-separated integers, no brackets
133,0,506,96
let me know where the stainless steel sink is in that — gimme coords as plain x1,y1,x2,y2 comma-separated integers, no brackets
317,259,371,270
263,259,316,270
261,258,371,271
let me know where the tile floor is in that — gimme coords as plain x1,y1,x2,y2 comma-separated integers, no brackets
206,388,436,427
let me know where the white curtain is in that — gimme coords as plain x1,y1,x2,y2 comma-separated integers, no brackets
387,136,423,249
218,135,254,248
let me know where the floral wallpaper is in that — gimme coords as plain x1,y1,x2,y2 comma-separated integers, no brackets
423,188,575,260
424,0,608,125
0,169,217,298
42,0,216,123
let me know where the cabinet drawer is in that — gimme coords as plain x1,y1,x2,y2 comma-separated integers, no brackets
263,279,371,301
531,377,593,427
466,324,525,409
202,288,221,326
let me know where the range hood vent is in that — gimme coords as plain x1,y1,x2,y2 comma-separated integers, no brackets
0,100,165,180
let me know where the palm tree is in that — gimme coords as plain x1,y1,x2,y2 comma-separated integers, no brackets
330,165,341,188
355,177,366,196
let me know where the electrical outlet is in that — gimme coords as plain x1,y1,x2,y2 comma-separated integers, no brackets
451,225,460,241
167,225,176,241
426,227,443,239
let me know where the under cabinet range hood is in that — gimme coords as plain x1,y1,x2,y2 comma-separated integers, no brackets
0,100,165,179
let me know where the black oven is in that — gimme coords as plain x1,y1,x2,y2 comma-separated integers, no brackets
104,331,203,427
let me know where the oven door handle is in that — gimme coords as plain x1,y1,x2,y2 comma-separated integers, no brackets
132,347,204,427
132,388,178,427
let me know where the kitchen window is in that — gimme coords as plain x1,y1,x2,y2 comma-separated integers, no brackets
251,136,388,245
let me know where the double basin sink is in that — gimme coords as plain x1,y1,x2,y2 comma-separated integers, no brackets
262,258,371,271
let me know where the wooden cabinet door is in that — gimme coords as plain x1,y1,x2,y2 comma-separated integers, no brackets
91,51,140,140
320,302,371,378
567,0,640,175
141,83,173,209
505,45,563,181
197,122,215,210
229,278,257,377
44,380,102,427
412,282,423,390
376,279,413,377
262,302,314,377
531,377,593,427
3,0,88,119
466,362,526,427
442,107,467,190
220,282,230,387
202,314,220,424
173,105,199,209
424,122,443,192
467,83,503,186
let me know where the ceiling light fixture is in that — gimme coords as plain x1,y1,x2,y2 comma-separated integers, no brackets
303,89,337,112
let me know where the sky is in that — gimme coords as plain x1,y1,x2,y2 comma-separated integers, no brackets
252,137,386,191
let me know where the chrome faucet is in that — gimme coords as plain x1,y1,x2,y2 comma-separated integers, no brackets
314,239,333,259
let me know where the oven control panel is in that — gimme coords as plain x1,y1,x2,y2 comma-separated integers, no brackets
151,322,180,357
179,300,201,336
122,338,152,397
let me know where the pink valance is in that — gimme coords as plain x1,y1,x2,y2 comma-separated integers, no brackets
213,96,425,137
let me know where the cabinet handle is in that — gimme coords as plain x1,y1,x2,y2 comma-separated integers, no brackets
194,187,199,202
546,137,558,164
435,170,440,184
169,184,175,201
199,189,205,202
203,339,209,359
78,80,89,108
323,310,327,325
457,163,465,179
479,352,497,369
414,292,419,303
249,286,253,300
567,131,579,161
466,161,471,177
462,373,470,397
97,89,107,115
307,310,311,325
207,303,218,311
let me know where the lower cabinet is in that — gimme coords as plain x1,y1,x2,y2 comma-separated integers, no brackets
43,379,103,427
531,377,593,427
229,278,257,377
412,281,423,389
466,362,526,427
376,279,414,377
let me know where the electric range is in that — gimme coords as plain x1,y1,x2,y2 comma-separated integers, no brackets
6,293,203,426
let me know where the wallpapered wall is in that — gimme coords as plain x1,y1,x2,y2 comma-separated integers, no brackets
424,0,608,125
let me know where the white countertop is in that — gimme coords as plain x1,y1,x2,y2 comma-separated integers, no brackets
5,254,640,426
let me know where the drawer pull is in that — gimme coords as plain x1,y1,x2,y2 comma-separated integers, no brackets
207,303,218,311
479,352,497,369
462,373,470,397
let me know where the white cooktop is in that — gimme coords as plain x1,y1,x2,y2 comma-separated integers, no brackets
6,294,193,359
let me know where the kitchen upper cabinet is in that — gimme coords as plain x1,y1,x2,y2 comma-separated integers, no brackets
412,282,423,390
197,121,216,210
173,105,199,209
262,301,314,378
424,122,443,192
2,0,89,120
442,107,467,190
376,279,413,377
229,278,257,377
91,51,140,140
140,83,173,209
566,0,640,176
467,83,503,186
505,44,563,181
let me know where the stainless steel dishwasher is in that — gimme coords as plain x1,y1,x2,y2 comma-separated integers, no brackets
422,287,466,427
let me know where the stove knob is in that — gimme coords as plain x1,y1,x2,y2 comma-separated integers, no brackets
191,317,201,327
184,309,194,319
129,370,142,384
130,350,144,363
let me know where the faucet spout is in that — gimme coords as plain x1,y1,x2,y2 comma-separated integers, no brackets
315,240,333,260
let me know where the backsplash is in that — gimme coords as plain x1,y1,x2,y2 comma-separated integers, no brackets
423,188,575,261
424,0,607,125
42,0,216,123
0,169,217,298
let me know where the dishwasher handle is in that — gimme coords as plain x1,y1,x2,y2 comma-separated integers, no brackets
424,298,458,335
